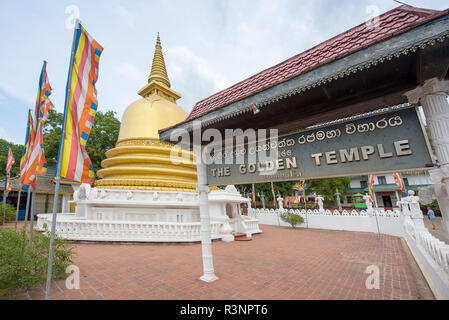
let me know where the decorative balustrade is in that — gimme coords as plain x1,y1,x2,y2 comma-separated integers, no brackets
36,214,223,242
418,231,449,277
248,207,404,236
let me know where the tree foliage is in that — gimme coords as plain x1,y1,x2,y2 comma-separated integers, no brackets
235,181,297,201
306,177,351,206
42,109,120,177
0,139,24,180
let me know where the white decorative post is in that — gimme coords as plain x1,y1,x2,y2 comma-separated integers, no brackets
363,194,374,214
196,147,218,283
407,190,427,240
277,194,284,211
405,78,449,237
316,195,324,213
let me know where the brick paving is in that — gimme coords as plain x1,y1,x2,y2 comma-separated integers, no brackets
7,225,426,300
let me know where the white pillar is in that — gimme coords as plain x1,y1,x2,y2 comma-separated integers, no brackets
405,78,449,237
61,194,67,213
196,148,218,283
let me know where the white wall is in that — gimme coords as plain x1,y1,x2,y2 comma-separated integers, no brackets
249,208,405,237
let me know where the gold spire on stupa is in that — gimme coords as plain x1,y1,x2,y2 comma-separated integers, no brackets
148,33,170,88
95,34,197,192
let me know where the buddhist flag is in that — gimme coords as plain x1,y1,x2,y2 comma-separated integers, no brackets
368,174,375,203
4,147,14,198
21,62,54,187
271,182,276,202
393,172,407,193
251,184,256,203
6,147,15,174
59,23,103,184
19,111,35,188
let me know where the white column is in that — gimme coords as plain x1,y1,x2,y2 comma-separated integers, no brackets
405,78,449,237
61,194,67,213
196,148,219,283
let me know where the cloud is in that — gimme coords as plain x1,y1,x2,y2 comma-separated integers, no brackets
109,3,136,28
0,126,12,143
165,45,231,111
111,61,147,114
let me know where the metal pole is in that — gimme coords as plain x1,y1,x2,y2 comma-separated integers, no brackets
2,191,6,225
45,19,80,300
29,188,36,251
15,186,22,230
374,208,381,234
22,188,31,233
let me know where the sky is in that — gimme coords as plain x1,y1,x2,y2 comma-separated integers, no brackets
0,0,447,145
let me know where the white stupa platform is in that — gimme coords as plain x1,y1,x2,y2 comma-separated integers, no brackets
36,185,261,242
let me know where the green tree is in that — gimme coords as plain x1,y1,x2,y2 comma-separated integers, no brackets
42,109,120,177
306,177,350,207
235,181,297,201
85,111,121,175
0,139,24,180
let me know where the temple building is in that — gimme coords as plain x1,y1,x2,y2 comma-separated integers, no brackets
35,35,261,242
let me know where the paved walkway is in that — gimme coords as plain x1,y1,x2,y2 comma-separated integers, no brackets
424,217,449,244
7,225,429,300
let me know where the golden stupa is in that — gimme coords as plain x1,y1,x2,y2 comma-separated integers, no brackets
96,34,197,192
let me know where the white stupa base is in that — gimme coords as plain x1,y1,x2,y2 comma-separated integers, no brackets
36,185,261,243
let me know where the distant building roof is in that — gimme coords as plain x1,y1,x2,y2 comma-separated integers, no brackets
0,164,78,195
185,5,447,122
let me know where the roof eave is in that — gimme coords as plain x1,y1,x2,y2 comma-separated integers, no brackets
160,14,449,143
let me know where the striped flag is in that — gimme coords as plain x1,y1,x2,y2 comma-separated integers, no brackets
4,147,15,197
368,174,375,203
19,111,35,188
21,62,54,187
393,172,407,193
59,24,103,184
34,62,54,123
6,147,15,174
251,184,255,203
271,182,276,203
5,174,12,197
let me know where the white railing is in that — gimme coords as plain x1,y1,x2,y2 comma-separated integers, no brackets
36,214,223,242
418,231,449,277
399,193,449,299
248,208,404,236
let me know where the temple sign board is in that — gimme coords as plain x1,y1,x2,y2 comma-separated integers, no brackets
206,107,434,186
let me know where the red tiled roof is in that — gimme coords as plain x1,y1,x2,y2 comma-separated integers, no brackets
185,5,448,122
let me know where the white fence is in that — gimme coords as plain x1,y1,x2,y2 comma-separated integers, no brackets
248,208,405,236
36,213,224,242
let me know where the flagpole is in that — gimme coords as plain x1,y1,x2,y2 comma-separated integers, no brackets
29,188,36,251
22,187,31,243
15,186,22,230
3,144,10,225
2,179,6,225
29,60,47,251
45,19,81,300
